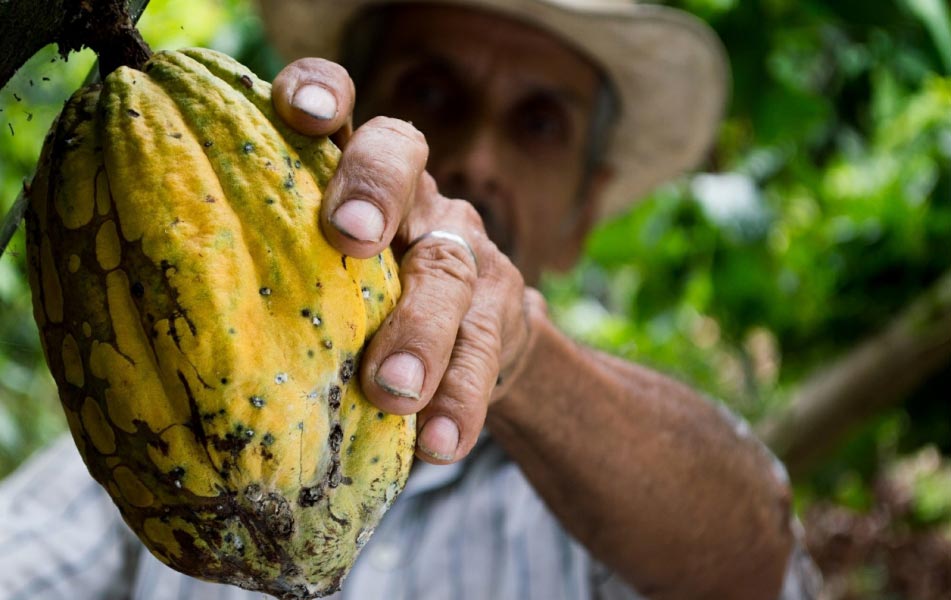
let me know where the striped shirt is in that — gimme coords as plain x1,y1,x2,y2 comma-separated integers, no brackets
0,433,820,599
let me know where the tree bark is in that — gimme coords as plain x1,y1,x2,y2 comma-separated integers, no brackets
0,0,150,91
757,269,951,477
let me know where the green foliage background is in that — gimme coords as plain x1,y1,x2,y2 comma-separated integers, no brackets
0,0,950,595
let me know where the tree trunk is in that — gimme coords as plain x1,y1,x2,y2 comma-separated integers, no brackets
757,269,951,477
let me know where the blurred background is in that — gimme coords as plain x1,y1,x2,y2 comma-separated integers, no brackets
1,0,949,598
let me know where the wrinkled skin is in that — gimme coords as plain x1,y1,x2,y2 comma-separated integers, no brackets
271,6,797,600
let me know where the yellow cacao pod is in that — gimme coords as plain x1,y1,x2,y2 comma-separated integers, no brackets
25,48,415,598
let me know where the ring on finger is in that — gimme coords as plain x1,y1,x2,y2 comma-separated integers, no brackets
406,230,479,273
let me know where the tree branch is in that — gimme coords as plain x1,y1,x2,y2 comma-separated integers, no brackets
0,0,151,92
757,269,951,477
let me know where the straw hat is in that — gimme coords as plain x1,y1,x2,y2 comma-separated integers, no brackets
258,0,729,219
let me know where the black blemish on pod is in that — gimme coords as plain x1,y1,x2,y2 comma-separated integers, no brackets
294,159,302,169
127,108,140,118
239,74,254,89
169,466,185,489
328,386,341,409
341,255,348,270
323,339,333,349
329,424,343,452
259,287,271,297
261,433,275,446
265,197,275,205
130,281,145,298
220,378,228,385
203,140,213,148
243,142,254,153
249,395,265,408
298,486,322,507
307,349,315,358
283,173,295,189
301,308,311,318
376,411,385,420
340,358,355,384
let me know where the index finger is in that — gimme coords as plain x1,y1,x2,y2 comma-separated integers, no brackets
272,58,355,138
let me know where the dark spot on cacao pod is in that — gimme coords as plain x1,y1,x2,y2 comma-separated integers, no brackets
377,293,385,302
243,142,254,153
261,492,294,539
298,486,322,507
329,424,343,452
351,404,356,410
245,428,255,439
328,386,341,409
244,483,263,501
228,328,236,335
169,466,185,479
350,435,357,442
371,456,379,464
341,255,348,270
130,281,145,298
340,358,355,384
341,476,353,486
249,395,265,408
204,195,216,203
294,160,302,169
283,173,294,189
203,140,213,147
259,287,271,296
170,132,183,139
239,74,253,88
261,433,275,446
264,197,275,205
376,411,384,420
323,339,333,349
300,308,311,317
126,109,140,118
220,377,228,385
297,422,304,430
307,349,315,358
328,463,342,488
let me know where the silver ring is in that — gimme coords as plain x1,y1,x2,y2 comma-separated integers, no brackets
407,230,479,271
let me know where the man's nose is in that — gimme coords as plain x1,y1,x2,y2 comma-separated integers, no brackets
430,127,503,200
429,128,515,256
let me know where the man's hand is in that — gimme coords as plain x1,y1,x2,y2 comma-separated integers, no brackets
272,58,541,465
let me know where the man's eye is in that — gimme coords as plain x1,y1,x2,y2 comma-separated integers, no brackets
512,99,570,145
393,68,458,120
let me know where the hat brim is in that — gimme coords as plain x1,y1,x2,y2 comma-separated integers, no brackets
258,0,729,220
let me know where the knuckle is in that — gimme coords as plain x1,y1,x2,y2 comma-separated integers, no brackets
340,150,411,207
454,200,484,229
405,241,478,288
459,314,502,361
365,116,428,150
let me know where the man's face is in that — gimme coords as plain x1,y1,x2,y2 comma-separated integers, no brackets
354,5,609,285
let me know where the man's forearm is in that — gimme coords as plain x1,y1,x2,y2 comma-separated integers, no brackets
486,311,794,600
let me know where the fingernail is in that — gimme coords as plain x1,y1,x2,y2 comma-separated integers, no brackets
331,200,385,243
375,353,424,400
418,416,459,462
292,84,337,120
